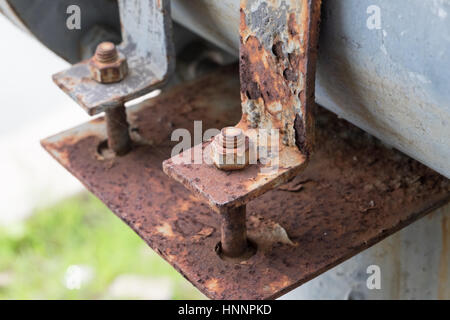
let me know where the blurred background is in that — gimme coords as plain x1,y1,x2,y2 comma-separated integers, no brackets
0,14,205,300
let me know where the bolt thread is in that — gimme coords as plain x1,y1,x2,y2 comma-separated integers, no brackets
95,42,118,63
218,127,245,149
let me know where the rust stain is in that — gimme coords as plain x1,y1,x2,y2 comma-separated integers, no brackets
205,278,224,296
157,222,175,238
263,275,292,293
238,1,319,154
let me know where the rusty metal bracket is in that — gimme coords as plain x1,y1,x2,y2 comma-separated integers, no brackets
41,66,450,299
163,0,322,258
52,0,175,115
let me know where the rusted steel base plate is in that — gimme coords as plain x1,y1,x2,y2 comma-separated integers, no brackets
42,67,450,300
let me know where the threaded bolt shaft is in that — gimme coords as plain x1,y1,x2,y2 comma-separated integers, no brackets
220,205,248,258
218,127,245,149
105,105,132,156
95,42,119,63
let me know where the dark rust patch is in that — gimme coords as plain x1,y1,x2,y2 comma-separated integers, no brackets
240,35,290,106
272,41,284,60
294,114,308,156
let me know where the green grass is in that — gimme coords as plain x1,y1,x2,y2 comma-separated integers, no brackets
0,193,205,300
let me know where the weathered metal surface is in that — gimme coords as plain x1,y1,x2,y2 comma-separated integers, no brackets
282,203,450,300
164,0,321,211
42,67,450,300
239,0,320,155
52,0,175,115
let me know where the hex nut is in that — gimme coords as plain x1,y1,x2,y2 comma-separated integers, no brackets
89,42,128,84
211,127,250,171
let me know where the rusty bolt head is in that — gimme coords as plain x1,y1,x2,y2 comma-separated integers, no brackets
211,127,250,171
89,42,128,84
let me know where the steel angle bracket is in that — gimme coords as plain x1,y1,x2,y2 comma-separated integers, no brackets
164,0,321,211
52,0,175,115
163,0,322,259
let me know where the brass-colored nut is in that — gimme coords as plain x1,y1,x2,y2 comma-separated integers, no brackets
89,42,128,84
211,127,250,171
